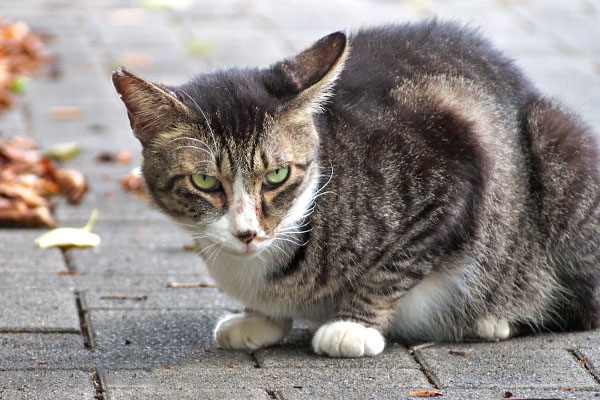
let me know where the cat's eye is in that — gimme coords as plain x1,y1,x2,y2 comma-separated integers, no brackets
190,173,221,191
264,166,289,188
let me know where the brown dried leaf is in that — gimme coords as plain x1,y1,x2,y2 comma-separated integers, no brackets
49,106,83,120
409,390,443,397
53,168,87,203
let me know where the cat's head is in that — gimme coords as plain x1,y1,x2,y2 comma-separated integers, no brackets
112,32,347,257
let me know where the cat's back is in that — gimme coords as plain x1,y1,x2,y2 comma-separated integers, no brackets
334,21,531,110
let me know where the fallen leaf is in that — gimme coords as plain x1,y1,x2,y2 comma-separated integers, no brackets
52,168,87,203
119,53,153,69
166,282,216,288
409,390,443,397
44,141,80,162
49,106,83,120
448,350,468,357
35,209,100,249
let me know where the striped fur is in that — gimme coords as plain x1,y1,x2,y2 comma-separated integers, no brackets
113,22,600,357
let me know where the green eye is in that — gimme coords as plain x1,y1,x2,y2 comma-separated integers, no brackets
264,166,289,187
191,173,220,191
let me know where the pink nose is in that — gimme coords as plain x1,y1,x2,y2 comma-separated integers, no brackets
235,230,256,244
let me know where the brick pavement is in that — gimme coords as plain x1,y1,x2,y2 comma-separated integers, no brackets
0,0,599,398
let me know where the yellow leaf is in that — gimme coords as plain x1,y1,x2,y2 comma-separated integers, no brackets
35,209,100,249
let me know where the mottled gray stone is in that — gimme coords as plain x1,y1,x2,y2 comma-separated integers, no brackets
103,364,430,394
255,331,419,370
0,288,80,333
0,272,74,289
0,333,93,370
73,220,191,249
87,309,253,368
0,370,95,399
0,229,64,272
66,245,209,275
105,387,271,400
80,287,242,311
87,309,223,349
71,271,212,290
416,346,599,389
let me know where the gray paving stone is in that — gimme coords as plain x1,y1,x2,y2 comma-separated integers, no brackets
0,272,74,289
0,229,64,272
88,308,224,349
0,370,96,399
0,288,80,333
255,330,419,370
105,387,271,400
416,346,599,389
71,271,211,290
80,287,242,311
0,333,93,370
64,220,191,250
103,364,431,394
66,244,209,275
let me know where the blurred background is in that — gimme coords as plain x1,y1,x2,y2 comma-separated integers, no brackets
0,0,598,223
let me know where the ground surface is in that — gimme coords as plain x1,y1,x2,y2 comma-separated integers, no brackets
1,0,600,399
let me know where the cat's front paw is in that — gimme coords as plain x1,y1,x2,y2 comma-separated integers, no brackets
215,313,291,351
475,316,511,340
312,321,385,358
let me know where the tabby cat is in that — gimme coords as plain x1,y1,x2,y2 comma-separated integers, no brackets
113,21,600,358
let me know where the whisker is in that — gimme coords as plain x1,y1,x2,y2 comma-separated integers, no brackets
178,88,220,157
173,145,213,158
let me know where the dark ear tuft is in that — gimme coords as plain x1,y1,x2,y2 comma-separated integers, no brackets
112,67,189,146
264,32,348,107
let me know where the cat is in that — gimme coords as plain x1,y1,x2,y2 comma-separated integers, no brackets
112,20,600,358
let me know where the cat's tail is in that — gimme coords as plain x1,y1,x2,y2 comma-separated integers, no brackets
521,97,600,331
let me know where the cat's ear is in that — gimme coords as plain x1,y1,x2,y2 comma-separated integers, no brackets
264,31,348,112
112,68,189,146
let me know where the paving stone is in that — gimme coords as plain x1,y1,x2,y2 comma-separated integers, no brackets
0,370,96,399
64,220,192,250
0,272,74,289
416,346,599,389
103,364,431,394
88,309,223,349
0,333,93,370
255,330,419,370
0,288,80,333
0,229,65,272
71,271,211,290
80,287,242,311
66,244,209,275
105,387,271,400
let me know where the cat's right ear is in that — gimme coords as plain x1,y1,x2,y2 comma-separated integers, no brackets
263,31,348,113
112,68,189,146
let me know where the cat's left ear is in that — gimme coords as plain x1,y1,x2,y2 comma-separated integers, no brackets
112,68,189,146
264,31,348,112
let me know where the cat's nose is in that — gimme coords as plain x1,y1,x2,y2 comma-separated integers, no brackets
235,230,256,245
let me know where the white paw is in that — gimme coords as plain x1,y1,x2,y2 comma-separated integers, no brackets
312,321,385,358
215,313,291,351
476,317,511,340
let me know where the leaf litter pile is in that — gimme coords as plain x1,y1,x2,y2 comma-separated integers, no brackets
0,136,87,227
0,17,48,112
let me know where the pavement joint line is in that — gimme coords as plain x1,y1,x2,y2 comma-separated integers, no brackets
409,346,440,389
567,348,600,386
90,369,106,400
74,292,93,349
250,351,261,368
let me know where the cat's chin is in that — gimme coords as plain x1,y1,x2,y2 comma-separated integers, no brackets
220,246,264,259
